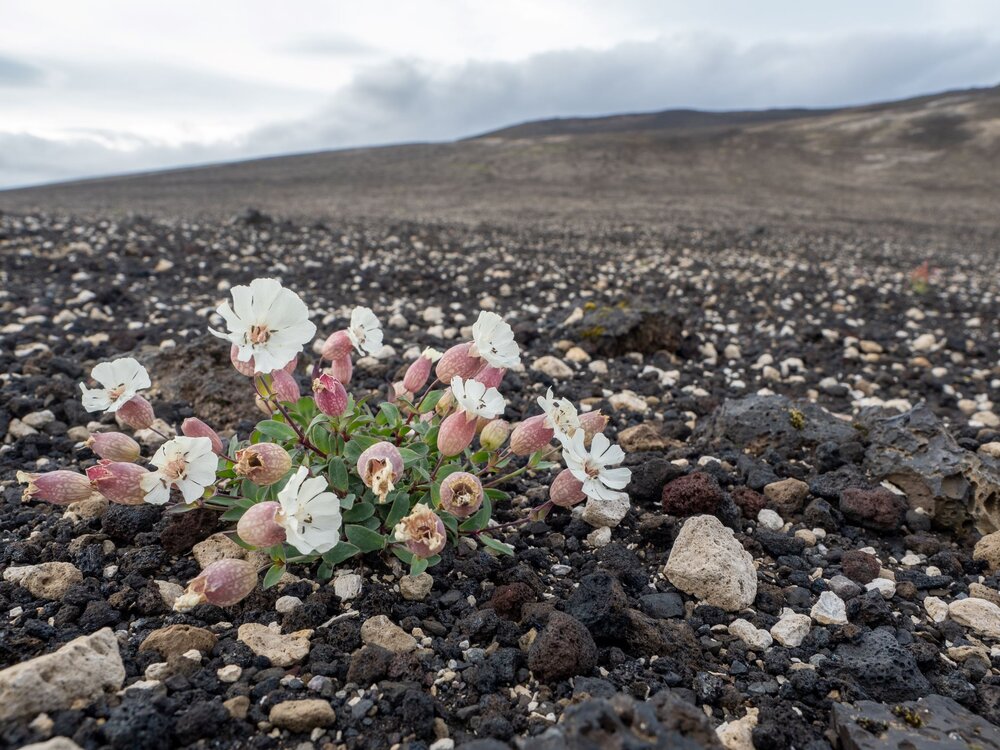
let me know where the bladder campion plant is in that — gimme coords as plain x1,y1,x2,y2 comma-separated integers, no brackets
18,278,631,610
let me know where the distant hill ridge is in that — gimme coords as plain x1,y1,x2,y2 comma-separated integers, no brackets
2,84,999,230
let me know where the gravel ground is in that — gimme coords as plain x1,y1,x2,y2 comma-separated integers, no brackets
2,210,1000,749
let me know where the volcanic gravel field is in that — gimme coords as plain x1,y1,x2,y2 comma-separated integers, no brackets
2,210,1000,750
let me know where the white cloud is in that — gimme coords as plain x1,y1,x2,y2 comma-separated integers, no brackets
1,0,999,188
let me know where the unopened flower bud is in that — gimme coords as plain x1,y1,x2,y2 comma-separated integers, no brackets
86,460,148,505
17,470,93,505
393,504,447,558
438,411,478,457
509,414,554,456
181,418,225,455
389,381,410,404
403,348,441,392
230,344,256,376
85,431,140,462
435,389,455,417
322,330,353,361
439,472,484,518
174,558,258,611
328,355,353,384
235,443,292,486
313,373,348,417
403,358,431,394
255,395,273,416
116,395,154,431
579,410,609,445
236,500,287,547
435,342,481,382
357,442,404,502
270,369,300,403
479,419,510,451
475,365,505,389
281,356,299,375
549,468,586,508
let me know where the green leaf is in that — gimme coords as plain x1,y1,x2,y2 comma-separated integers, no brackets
317,562,333,580
312,426,333,455
391,545,414,565
296,395,318,420
241,479,265,502
410,556,428,576
384,493,410,530
469,450,490,464
343,501,376,523
344,436,379,464
345,524,386,552
262,563,285,590
256,419,297,442
419,389,444,413
219,499,255,522
328,457,349,493
378,402,401,426
459,495,492,532
398,446,428,465
479,534,516,556
484,488,509,502
321,541,361,567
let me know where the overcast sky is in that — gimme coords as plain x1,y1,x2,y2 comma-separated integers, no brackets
2,0,1000,188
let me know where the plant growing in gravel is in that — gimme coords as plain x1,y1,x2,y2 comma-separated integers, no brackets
910,260,932,295
18,278,631,609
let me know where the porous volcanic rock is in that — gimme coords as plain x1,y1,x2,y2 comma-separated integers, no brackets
857,405,1000,532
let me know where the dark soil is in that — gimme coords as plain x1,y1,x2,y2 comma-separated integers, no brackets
2,211,1000,749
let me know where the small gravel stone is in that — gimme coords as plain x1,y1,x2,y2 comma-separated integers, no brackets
269,699,336,732
400,573,433,601
334,573,363,600
360,615,417,654
810,591,848,625
770,610,812,647
729,618,773,650
275,595,303,613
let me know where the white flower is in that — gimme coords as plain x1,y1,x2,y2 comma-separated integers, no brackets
347,306,383,356
470,311,520,369
562,432,631,503
276,466,342,555
79,357,151,413
451,376,505,420
209,277,316,374
537,388,581,445
141,436,217,505
421,347,443,362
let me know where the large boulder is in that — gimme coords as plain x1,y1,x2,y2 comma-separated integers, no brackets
833,629,931,702
831,694,1000,750
139,336,257,430
564,305,684,358
857,405,1000,533
695,394,858,455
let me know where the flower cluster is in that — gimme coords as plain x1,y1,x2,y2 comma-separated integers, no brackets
18,278,631,609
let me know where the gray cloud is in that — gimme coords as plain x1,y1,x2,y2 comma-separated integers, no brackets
0,54,44,86
249,30,1000,154
3,30,1000,188
282,33,380,57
